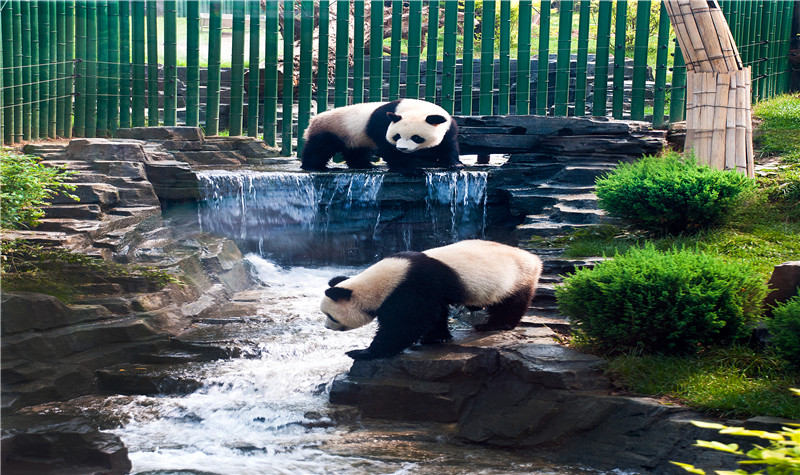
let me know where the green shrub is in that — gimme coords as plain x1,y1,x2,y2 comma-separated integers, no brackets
768,295,800,368
596,153,755,235
0,149,77,229
556,246,768,355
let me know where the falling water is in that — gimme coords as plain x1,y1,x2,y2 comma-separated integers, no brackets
424,170,488,243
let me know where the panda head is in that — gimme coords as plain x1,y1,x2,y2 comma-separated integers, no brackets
321,275,375,331
385,100,450,153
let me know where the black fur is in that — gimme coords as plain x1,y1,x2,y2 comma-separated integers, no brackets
302,100,461,174
345,251,466,360
474,286,535,331
328,276,349,287
325,287,352,301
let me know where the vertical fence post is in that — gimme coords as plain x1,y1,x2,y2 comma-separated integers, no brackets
247,0,260,137
368,0,382,102
516,0,532,115
352,0,364,104
185,0,199,126
1,3,11,143
281,0,294,154
652,3,669,128
497,0,510,115
424,0,439,103
297,0,313,153
263,0,278,145
535,0,550,115
554,0,573,117
30,1,41,139
146,0,158,127
229,0,245,135
40,0,52,137
21,1,31,141
611,0,626,119
573,0,590,117
334,0,349,107
132,0,145,127
96,0,108,136
64,0,74,138
47,0,56,137
164,0,177,126
206,0,222,135
461,0,475,114
119,0,130,129
85,0,97,136
389,0,402,100
630,0,650,121
12,0,22,142
107,0,118,135
56,0,66,137
478,0,494,115
669,43,686,122
406,0,421,99
318,0,330,112
0,5,4,144
441,0,457,113
592,0,611,117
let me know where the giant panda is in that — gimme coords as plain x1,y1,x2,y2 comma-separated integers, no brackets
301,99,461,175
320,240,543,360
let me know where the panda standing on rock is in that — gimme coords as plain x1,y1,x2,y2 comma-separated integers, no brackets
300,98,462,175
320,240,543,360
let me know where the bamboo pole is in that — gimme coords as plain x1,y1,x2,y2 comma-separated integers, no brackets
406,0,421,99
164,0,177,126
441,0,458,113
12,0,22,142
0,8,4,144
64,0,74,138
630,0,651,121
478,0,494,115
388,0,402,100
334,0,348,107
56,0,66,137
131,0,145,127
281,0,294,154
39,0,52,137
1,4,12,144
146,0,158,127
318,0,330,111
652,3,670,128
424,0,439,103
516,0,532,115
30,1,40,139
246,0,260,137
185,0,199,126
461,0,475,114
48,0,57,137
592,0,612,117
21,1,31,141
262,0,278,145
352,0,364,104
119,0,130,129
611,0,626,119
96,0,108,136
368,0,382,102
573,0,590,117
107,0,118,135
297,0,313,153
554,0,573,117
497,0,510,115
535,0,550,115
229,0,245,135
85,0,97,136
206,0,222,135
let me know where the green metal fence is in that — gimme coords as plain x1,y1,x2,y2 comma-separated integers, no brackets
0,0,795,152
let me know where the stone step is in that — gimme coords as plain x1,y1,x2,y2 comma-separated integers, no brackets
51,183,120,207
43,204,102,220
516,215,594,239
33,219,103,236
22,144,68,155
172,150,245,166
96,363,202,396
550,203,607,224
542,257,605,276
509,190,599,216
0,230,90,249
552,165,616,186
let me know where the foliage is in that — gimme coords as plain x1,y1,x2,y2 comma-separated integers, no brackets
556,246,768,355
768,296,800,369
753,94,800,163
672,390,800,474
0,149,78,229
607,348,800,419
596,153,755,235
1,241,181,303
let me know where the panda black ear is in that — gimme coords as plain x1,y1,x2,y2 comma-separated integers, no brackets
425,114,447,125
387,112,402,123
328,275,349,287
325,287,353,302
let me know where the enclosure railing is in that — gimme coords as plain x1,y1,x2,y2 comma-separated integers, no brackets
0,0,795,153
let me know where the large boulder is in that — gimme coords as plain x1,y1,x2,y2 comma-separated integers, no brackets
764,261,800,316
66,138,148,162
116,126,204,142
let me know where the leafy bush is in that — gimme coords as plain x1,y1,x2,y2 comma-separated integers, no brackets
673,390,800,475
0,149,77,229
768,295,800,368
596,153,755,235
556,246,768,355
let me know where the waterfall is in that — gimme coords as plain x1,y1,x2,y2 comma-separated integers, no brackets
425,170,488,243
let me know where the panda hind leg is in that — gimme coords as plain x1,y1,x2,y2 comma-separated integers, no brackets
301,132,345,170
342,148,375,169
420,306,452,344
474,286,534,332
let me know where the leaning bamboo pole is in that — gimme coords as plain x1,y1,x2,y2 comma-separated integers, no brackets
664,0,753,177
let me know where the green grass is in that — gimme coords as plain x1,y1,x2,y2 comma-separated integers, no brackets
753,94,800,162
606,348,800,419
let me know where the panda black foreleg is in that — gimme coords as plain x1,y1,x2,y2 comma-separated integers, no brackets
346,299,437,360
475,286,534,332
420,305,452,344
346,323,426,360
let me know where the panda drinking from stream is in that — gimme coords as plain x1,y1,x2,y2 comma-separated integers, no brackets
320,240,543,360
300,98,462,175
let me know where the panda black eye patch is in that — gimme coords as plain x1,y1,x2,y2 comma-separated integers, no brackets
392,134,401,141
411,135,425,144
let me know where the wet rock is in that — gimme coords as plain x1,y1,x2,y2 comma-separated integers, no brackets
96,364,202,396
763,261,800,316
66,138,148,163
1,292,111,335
143,160,200,200
1,414,131,475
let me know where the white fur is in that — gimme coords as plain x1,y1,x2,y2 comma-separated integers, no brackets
386,99,451,152
303,102,385,149
321,257,410,330
423,240,542,307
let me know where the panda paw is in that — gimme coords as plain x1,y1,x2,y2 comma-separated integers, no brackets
346,349,378,360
